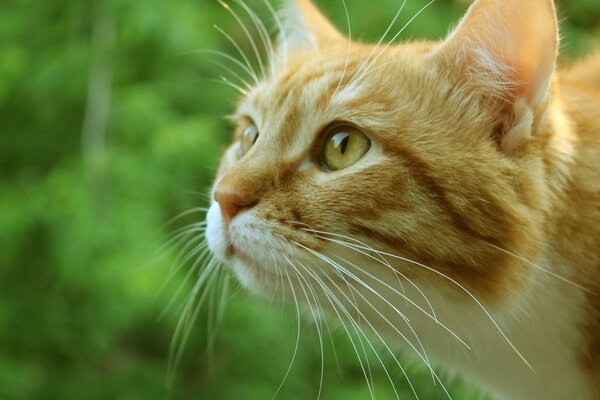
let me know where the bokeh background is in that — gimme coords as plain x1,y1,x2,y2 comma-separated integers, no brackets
1,0,599,399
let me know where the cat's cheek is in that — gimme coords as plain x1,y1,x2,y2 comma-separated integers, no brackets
205,202,230,262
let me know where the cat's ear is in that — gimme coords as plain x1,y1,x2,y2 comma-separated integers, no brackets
277,0,345,56
436,0,558,108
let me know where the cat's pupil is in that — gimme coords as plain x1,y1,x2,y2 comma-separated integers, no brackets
332,132,350,155
340,136,349,154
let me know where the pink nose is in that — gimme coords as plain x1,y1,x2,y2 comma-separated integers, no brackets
214,188,258,222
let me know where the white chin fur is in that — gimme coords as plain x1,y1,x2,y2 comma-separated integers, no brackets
205,203,264,292
205,202,229,263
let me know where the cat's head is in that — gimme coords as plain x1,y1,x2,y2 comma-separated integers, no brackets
205,0,560,311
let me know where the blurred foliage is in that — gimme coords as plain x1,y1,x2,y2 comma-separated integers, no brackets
0,0,598,399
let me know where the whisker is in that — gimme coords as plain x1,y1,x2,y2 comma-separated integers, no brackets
289,258,378,400
260,0,288,67
164,207,209,227
196,77,249,95
344,241,535,372
353,0,407,81
151,225,205,267
187,49,259,85
299,229,446,327
204,57,254,90
166,257,220,388
166,244,214,318
234,0,276,78
207,267,229,363
331,255,453,398
484,241,598,295
160,225,206,255
319,235,470,349
270,255,302,400
279,235,427,399
282,255,325,400
333,0,353,96
292,240,439,379
211,24,254,76
356,0,437,83
293,256,412,400
218,0,265,79
298,228,473,349
161,244,211,319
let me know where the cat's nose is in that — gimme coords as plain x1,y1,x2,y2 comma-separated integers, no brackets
214,188,258,223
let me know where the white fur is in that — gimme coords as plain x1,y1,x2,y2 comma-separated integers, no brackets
368,256,591,399
207,202,593,398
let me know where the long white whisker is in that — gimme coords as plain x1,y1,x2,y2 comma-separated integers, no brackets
204,57,254,90
299,228,437,322
174,260,220,369
293,241,440,381
484,241,598,295
260,0,288,67
197,76,249,95
189,48,258,83
290,258,379,400
158,242,210,320
333,0,352,96
342,241,535,372
164,207,209,227
317,234,470,350
152,217,206,260
234,0,276,78
166,257,219,387
270,251,302,400
331,254,453,398
293,255,415,400
218,1,266,79
352,0,407,80
356,0,436,83
213,24,258,80
282,255,325,400
158,237,208,293
165,222,207,241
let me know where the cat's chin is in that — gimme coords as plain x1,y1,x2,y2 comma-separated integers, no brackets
229,257,276,295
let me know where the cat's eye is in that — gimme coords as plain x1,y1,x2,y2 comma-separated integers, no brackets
322,126,371,171
239,123,259,157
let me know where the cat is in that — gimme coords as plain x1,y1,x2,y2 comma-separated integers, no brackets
204,0,600,398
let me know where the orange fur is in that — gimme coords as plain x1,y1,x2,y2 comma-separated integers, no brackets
206,0,600,398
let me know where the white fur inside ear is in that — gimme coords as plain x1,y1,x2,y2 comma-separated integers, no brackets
276,0,344,58
469,45,519,100
501,99,534,154
278,1,317,53
439,0,558,106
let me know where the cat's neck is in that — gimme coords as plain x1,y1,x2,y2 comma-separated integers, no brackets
543,64,600,398
377,79,600,399
457,69,600,399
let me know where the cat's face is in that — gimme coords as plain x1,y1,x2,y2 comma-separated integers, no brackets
206,0,557,316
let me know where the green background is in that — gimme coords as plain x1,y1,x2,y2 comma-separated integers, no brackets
1,0,598,399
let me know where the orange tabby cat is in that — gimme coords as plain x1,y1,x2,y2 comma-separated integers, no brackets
204,0,600,398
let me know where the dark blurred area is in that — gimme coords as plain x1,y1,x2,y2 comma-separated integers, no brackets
1,0,598,399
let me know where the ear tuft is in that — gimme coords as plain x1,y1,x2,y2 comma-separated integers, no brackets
278,0,345,56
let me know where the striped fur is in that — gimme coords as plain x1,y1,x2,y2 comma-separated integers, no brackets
205,0,600,398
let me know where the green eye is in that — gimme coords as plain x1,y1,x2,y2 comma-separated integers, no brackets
239,123,259,157
322,126,371,171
